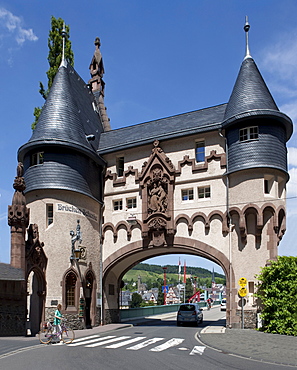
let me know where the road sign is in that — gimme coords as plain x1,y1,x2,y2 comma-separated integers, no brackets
238,287,247,297
238,277,247,287
162,285,169,293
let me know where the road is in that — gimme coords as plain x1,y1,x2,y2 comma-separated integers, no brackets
0,308,292,370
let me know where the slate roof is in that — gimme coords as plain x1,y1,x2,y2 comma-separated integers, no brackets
18,63,105,165
98,104,227,154
223,56,292,139
0,263,24,281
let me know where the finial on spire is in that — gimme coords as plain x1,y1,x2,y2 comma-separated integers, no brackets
60,23,67,67
244,16,252,60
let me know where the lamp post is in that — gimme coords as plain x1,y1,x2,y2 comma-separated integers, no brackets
162,267,167,305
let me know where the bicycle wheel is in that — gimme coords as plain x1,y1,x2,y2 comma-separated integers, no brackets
61,326,75,344
39,324,53,344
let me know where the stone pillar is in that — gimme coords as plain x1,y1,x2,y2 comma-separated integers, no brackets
8,162,29,274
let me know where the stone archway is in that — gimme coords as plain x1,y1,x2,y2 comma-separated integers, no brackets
103,237,235,326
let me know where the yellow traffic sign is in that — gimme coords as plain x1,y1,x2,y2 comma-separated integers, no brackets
238,277,247,287
238,287,247,297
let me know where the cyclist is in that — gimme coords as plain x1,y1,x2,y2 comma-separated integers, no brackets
53,304,63,340
207,298,212,310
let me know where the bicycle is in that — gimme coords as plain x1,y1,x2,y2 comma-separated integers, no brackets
38,320,75,344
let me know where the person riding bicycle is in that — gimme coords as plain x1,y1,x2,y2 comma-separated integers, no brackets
53,304,63,340
207,298,212,309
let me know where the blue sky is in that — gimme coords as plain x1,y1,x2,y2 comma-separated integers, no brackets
0,0,296,275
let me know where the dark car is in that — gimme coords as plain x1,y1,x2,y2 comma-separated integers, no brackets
177,303,203,326
220,298,226,311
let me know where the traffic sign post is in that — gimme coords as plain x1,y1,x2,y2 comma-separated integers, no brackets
238,277,247,329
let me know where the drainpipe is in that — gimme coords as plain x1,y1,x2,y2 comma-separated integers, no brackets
99,201,105,326
219,129,233,328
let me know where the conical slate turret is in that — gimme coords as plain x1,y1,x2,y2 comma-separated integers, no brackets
18,63,106,202
223,19,293,176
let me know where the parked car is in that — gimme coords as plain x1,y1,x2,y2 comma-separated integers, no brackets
177,303,203,326
220,298,226,311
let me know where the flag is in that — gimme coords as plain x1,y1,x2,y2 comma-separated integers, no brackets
178,258,181,274
183,260,186,284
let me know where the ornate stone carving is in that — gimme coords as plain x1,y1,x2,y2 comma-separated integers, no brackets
26,224,47,274
140,141,176,247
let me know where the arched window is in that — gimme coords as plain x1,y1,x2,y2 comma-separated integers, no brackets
65,272,77,308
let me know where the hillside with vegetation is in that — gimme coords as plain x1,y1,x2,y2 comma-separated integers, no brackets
122,262,225,291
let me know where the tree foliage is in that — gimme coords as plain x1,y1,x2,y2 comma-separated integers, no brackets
130,293,143,308
32,16,74,129
255,256,297,336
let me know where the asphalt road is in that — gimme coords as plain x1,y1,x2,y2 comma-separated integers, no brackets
0,309,294,370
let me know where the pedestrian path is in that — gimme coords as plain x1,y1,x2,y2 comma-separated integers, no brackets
66,333,204,355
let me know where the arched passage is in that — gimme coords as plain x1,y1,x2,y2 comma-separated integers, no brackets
103,237,235,325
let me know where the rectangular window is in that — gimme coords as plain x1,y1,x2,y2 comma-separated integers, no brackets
116,157,124,177
127,197,137,209
198,186,211,199
46,204,53,226
181,189,194,201
113,200,123,211
31,152,44,166
239,126,258,142
195,141,205,162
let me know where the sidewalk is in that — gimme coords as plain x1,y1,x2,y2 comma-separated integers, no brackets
199,326,297,367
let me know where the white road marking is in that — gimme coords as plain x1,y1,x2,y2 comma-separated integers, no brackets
105,337,146,348
190,346,206,355
69,336,115,347
127,337,164,350
70,335,100,344
150,338,184,352
86,336,131,348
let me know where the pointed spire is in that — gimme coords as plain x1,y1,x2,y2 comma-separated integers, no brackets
223,17,279,125
244,16,252,60
60,23,67,68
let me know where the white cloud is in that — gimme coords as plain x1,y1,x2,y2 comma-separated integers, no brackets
288,147,297,167
0,7,38,46
287,167,297,197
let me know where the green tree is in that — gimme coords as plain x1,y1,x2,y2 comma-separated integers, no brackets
32,16,74,129
130,293,143,308
255,256,297,336
157,284,164,305
185,278,193,302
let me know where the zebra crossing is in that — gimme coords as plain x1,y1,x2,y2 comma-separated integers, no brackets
67,334,205,355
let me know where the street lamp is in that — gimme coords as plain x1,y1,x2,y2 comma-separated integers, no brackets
162,267,167,305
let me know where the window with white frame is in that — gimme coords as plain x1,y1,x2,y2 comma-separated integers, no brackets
46,204,53,226
198,186,211,199
113,199,123,211
239,126,258,142
126,197,137,209
195,140,205,162
181,189,194,201
31,151,44,166
116,156,124,177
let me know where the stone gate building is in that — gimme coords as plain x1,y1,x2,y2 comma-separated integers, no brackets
7,20,293,334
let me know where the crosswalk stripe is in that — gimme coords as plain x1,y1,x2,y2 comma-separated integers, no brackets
190,346,206,355
69,335,116,347
85,336,131,348
105,337,146,349
127,337,165,350
70,335,100,344
150,338,184,352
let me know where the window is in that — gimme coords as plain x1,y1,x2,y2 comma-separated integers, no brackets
65,272,77,307
264,176,273,195
116,157,124,177
195,141,205,162
31,152,44,166
198,186,211,199
239,126,258,142
46,204,53,226
113,199,123,211
127,197,137,209
181,189,194,201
